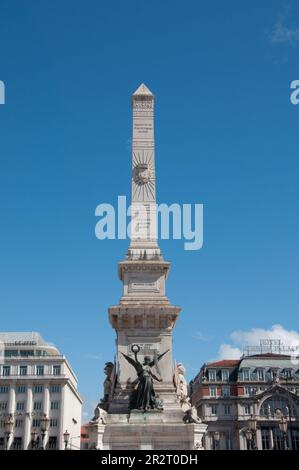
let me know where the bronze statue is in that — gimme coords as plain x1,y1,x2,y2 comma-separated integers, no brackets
121,344,169,411
90,361,115,421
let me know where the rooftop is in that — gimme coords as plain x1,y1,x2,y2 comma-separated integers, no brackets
206,359,241,368
0,332,61,356
0,332,48,345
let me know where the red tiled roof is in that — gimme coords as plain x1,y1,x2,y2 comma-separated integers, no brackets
206,359,241,367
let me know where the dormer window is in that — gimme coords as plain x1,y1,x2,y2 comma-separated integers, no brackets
257,369,265,381
208,369,216,381
270,368,279,381
283,369,293,380
221,369,229,381
242,369,250,381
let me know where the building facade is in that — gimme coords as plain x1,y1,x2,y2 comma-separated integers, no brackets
190,353,299,450
0,332,82,450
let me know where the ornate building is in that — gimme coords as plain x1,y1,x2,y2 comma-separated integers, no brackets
0,332,82,450
190,353,299,450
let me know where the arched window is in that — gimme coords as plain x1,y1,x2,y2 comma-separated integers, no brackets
260,395,296,417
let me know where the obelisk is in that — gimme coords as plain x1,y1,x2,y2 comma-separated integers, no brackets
93,84,207,450
128,83,159,259
108,84,180,405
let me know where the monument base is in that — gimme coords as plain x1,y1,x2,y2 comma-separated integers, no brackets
87,411,207,450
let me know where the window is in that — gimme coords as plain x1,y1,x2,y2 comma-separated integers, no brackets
209,386,217,397
260,396,292,417
242,369,250,381
222,386,230,397
2,366,10,376
208,369,216,381
32,419,41,427
292,430,299,451
12,437,22,450
20,350,34,357
36,365,44,376
15,419,24,428
0,386,9,394
33,384,43,394
0,402,8,410
5,350,18,357
33,401,42,410
284,369,293,379
48,436,57,450
17,385,26,394
257,369,265,381
50,418,58,427
244,404,252,415
211,404,218,416
245,386,253,396
50,385,61,394
19,365,27,376
53,365,61,376
270,369,279,381
221,369,229,381
16,401,25,411
273,428,285,450
224,404,231,415
261,428,271,450
51,401,59,410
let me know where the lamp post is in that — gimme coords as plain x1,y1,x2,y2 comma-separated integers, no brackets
31,429,38,450
245,429,253,450
213,431,220,450
285,406,292,450
278,417,288,450
283,371,294,449
63,430,70,450
248,415,257,450
40,414,50,450
4,414,14,450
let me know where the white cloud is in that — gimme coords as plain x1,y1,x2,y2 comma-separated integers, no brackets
231,324,299,346
217,324,299,359
192,331,212,342
269,19,299,45
218,343,242,360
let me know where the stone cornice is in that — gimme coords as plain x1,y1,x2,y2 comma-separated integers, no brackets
118,260,170,281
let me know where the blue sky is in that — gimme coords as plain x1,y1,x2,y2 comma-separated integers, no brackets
0,0,299,419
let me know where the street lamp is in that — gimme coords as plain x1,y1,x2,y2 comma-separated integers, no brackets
4,414,14,450
248,415,257,432
285,403,293,450
213,431,220,450
31,429,38,450
278,417,288,450
63,430,70,450
245,429,253,450
40,414,50,450
247,415,257,450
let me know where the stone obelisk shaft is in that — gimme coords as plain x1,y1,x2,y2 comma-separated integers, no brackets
129,83,160,259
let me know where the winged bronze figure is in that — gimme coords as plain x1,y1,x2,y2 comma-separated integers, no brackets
121,345,169,411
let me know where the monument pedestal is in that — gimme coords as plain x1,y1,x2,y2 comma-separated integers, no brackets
100,412,207,450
